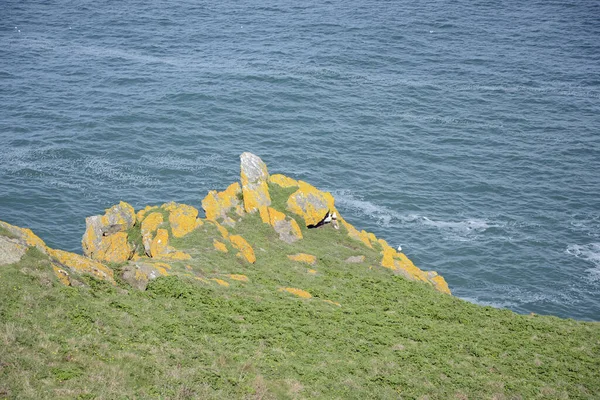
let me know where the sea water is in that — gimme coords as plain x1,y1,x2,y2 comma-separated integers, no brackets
1,0,599,320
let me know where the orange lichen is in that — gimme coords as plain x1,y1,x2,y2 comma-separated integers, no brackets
228,274,249,282
322,299,341,307
269,174,298,188
150,229,169,258
136,205,158,223
93,232,133,263
429,274,451,295
52,264,70,286
341,219,373,249
307,269,317,275
100,201,135,229
286,181,336,227
141,212,163,234
211,278,230,287
168,203,199,238
212,222,230,239
202,182,243,222
213,239,228,253
287,253,317,265
279,287,312,299
47,248,115,284
259,206,303,243
229,235,256,263
160,250,192,261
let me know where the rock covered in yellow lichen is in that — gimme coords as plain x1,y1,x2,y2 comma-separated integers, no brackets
378,239,451,294
341,219,373,249
82,201,135,263
148,228,191,261
92,231,133,264
121,261,170,290
0,220,48,253
269,174,298,188
166,203,199,238
286,181,336,227
211,278,230,287
202,182,244,226
229,234,256,263
240,152,271,213
136,205,158,224
279,287,312,298
141,211,163,255
213,239,228,253
287,253,317,265
259,206,303,243
150,228,169,258
48,248,115,284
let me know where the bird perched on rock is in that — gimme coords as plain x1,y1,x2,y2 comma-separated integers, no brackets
397,245,403,252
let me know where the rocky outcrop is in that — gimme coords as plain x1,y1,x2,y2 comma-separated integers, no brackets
82,201,135,263
202,182,244,226
47,248,115,284
164,203,201,238
240,152,271,213
286,181,337,227
259,206,303,243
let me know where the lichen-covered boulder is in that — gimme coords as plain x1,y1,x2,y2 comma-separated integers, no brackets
378,239,451,294
0,235,28,266
82,201,135,263
141,212,164,255
167,203,200,238
202,182,244,226
240,152,271,213
259,206,303,244
148,228,191,261
341,220,373,249
47,248,115,284
0,220,47,253
286,181,336,227
229,234,256,263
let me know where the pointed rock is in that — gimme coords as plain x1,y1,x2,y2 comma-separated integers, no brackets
240,152,271,213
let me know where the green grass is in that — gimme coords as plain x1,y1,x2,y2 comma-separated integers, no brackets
1,185,599,399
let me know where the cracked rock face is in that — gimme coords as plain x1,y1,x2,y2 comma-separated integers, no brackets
240,152,271,213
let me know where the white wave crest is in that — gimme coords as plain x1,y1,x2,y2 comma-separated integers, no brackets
566,243,600,282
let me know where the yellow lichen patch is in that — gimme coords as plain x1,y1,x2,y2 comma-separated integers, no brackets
288,253,317,265
279,287,312,299
259,206,303,243
154,262,171,270
0,221,47,252
194,277,210,284
307,269,317,275
394,253,429,283
212,221,230,239
269,174,298,188
47,248,115,284
185,264,192,270
202,182,242,221
159,249,192,261
154,265,169,276
136,205,158,223
150,229,169,258
141,212,163,234
430,274,451,295
322,299,341,307
286,181,336,227
160,201,178,212
52,264,70,286
93,232,133,263
228,274,249,282
168,203,199,238
241,172,271,213
196,218,204,227
213,239,228,253
211,278,230,287
367,232,378,244
229,235,256,263
341,219,373,249
380,242,397,269
100,201,135,229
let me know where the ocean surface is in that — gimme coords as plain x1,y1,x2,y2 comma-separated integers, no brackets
1,0,599,320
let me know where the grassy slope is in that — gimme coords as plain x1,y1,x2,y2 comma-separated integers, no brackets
1,184,599,399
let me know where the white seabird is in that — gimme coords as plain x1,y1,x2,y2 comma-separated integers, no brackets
397,245,402,252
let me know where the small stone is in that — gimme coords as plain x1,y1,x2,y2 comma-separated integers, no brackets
288,253,317,265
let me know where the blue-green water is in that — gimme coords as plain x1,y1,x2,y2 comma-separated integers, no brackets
1,0,599,320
